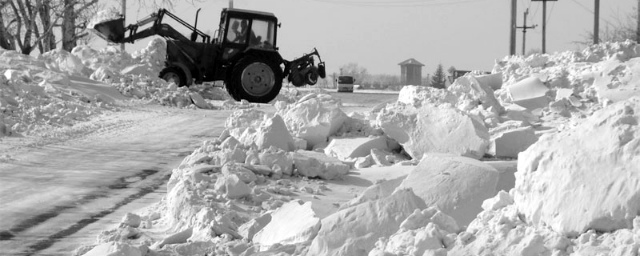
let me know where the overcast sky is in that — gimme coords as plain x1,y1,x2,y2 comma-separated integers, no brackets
96,0,637,76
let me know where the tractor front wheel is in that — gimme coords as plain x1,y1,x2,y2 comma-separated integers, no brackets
229,56,283,103
160,67,187,87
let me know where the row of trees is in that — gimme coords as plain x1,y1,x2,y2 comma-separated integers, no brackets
336,62,452,90
0,0,102,54
1,0,184,55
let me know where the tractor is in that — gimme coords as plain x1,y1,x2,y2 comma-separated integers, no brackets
92,8,325,103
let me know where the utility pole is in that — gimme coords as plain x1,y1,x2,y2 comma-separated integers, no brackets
121,0,126,51
516,9,537,55
532,0,557,54
637,0,640,42
594,0,599,44
510,0,517,56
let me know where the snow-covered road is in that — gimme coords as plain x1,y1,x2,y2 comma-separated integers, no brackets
0,105,233,255
0,90,400,255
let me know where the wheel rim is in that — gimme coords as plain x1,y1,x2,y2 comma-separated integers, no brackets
241,62,275,96
163,72,181,85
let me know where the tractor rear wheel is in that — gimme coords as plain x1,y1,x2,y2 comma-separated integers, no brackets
229,56,283,103
160,67,187,87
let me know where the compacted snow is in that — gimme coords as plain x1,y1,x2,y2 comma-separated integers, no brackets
3,32,640,256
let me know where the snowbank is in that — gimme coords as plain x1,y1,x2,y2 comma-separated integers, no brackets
396,154,499,227
377,102,490,159
515,96,640,236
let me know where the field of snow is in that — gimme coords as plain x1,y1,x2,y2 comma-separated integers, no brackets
1,37,640,256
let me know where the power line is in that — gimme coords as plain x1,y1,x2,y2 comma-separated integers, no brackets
545,2,555,25
568,0,615,27
305,0,491,7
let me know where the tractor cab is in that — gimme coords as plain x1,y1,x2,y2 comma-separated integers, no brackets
217,8,279,60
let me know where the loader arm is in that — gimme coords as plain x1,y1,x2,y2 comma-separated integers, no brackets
92,8,210,44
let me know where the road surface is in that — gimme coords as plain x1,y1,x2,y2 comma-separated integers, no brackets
0,90,399,255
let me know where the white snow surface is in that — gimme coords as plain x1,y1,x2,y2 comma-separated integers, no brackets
5,36,640,256
515,96,640,236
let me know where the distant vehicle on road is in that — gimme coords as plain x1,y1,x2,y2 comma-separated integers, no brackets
337,75,354,92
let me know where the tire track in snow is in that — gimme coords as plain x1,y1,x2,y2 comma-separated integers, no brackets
1,169,168,255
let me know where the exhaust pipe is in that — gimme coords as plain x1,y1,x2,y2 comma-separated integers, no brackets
229,0,233,8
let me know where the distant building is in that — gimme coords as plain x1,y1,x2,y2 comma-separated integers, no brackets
398,58,424,85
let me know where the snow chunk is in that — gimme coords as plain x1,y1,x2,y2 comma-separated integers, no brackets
81,241,147,256
396,154,499,227
255,115,295,151
308,189,427,256
377,102,490,159
253,200,320,247
292,150,350,180
507,77,550,110
215,173,251,199
120,213,142,228
515,97,640,236
225,109,266,129
239,213,272,241
278,93,348,149
324,136,388,161
488,125,538,158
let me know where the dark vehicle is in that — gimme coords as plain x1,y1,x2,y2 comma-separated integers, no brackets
92,8,326,103
336,75,354,92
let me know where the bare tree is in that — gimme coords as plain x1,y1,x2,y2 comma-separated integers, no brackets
61,0,99,51
0,5,15,50
577,7,637,46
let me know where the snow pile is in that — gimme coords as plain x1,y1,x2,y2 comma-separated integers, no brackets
376,102,490,159
307,189,426,256
0,48,117,135
396,154,499,227
369,207,459,256
252,200,321,248
277,93,349,149
514,96,640,236
77,39,230,108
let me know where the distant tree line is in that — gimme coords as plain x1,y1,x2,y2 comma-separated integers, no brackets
336,62,456,90
0,0,102,54
0,0,200,55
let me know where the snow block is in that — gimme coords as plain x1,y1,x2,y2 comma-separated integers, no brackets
221,164,257,184
475,72,503,91
324,136,388,161
225,109,266,129
279,94,348,149
489,126,538,158
189,92,208,109
396,154,499,227
215,173,251,199
257,147,293,176
307,189,427,256
515,97,640,236
253,200,320,247
508,77,550,110
377,103,490,160
449,74,505,114
81,241,146,256
238,213,272,241
120,213,142,228
292,150,350,180
255,115,294,151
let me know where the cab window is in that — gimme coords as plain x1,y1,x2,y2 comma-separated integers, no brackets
249,19,276,49
226,18,249,44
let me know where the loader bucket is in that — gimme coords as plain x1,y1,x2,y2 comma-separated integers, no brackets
92,18,125,43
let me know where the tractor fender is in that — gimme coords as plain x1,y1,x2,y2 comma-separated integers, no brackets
241,48,284,66
166,62,193,86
